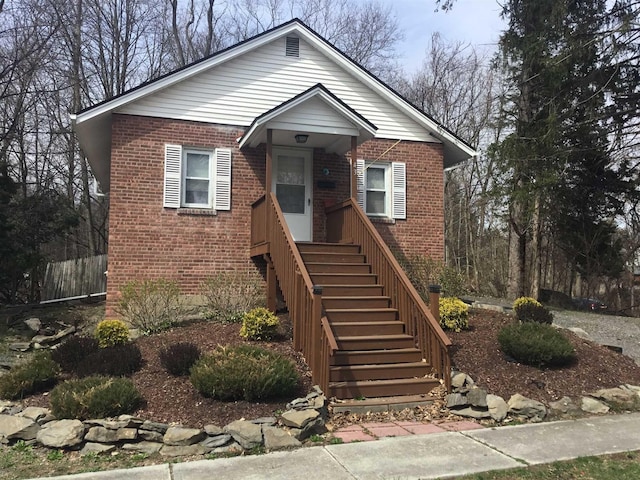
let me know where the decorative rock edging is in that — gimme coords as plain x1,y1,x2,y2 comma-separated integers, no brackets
446,371,640,423
0,387,328,456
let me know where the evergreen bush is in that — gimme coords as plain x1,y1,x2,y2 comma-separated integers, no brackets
515,302,554,324
190,345,299,401
51,336,99,373
0,352,59,400
50,376,142,420
438,297,469,332
498,322,576,368
95,319,130,348
159,342,201,376
75,343,143,377
239,307,279,340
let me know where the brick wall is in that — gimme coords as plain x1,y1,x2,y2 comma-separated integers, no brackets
106,115,444,314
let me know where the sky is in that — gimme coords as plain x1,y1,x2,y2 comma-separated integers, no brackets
386,0,507,73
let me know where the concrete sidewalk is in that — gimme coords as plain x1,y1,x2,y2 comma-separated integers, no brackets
29,413,640,480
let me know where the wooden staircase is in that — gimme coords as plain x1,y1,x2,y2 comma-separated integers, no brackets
298,242,441,399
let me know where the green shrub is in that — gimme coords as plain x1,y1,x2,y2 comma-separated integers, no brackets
498,322,576,368
399,255,467,301
438,297,469,332
95,319,129,348
75,343,143,377
115,278,186,334
159,342,201,376
0,352,59,400
515,302,554,324
201,272,264,323
50,376,142,420
51,336,99,373
239,307,279,340
190,345,299,401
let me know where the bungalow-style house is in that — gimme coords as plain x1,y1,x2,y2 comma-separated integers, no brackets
72,19,476,401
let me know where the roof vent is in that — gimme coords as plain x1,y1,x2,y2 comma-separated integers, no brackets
285,36,299,57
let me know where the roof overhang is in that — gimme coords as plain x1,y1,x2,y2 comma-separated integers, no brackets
238,84,377,153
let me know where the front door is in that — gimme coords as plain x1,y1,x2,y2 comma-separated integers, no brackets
272,147,313,242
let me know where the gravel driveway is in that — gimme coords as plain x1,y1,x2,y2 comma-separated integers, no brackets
552,310,640,366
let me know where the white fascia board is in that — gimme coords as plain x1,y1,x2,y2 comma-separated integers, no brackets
74,24,303,125
294,29,477,159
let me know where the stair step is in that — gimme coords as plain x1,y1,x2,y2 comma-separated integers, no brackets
326,308,397,322
336,334,415,351
310,273,377,285
330,362,428,382
297,242,360,254
305,263,371,274
319,285,384,296
330,377,440,399
322,296,391,309
331,395,435,414
330,321,405,336
301,252,366,264
333,348,423,365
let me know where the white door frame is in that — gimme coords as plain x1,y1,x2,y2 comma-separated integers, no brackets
272,146,313,242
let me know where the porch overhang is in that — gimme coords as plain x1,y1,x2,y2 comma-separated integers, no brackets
238,84,377,154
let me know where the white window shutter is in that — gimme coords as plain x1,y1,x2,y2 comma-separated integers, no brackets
214,148,232,210
164,144,182,208
392,162,406,219
356,159,365,210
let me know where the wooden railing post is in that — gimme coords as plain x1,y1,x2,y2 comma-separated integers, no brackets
429,285,441,324
312,285,323,381
265,255,277,314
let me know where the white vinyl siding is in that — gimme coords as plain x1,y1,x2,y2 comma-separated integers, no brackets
119,38,437,143
163,145,232,211
356,160,406,220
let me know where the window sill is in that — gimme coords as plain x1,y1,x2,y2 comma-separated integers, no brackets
176,208,217,216
368,216,395,225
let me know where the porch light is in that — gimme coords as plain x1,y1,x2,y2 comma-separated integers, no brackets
295,134,309,144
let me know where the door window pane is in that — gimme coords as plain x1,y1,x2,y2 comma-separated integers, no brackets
277,156,305,185
277,184,305,214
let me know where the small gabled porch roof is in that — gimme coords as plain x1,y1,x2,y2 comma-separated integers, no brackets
238,84,377,154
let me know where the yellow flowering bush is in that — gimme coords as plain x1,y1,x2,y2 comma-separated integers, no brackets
95,319,130,348
239,307,279,341
438,297,469,332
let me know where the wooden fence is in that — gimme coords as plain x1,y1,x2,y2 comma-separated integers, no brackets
41,255,108,302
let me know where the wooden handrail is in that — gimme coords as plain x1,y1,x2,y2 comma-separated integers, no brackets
321,316,338,354
326,197,452,390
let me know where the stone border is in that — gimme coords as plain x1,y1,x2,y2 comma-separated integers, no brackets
0,387,328,456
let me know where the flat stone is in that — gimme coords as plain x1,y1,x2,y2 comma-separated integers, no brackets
263,426,302,450
224,420,263,450
140,420,169,433
0,401,18,414
212,441,243,454
592,388,638,407
117,415,144,427
9,342,31,352
451,372,474,389
298,417,328,440
252,417,277,425
200,434,232,449
163,426,206,446
31,325,75,346
280,409,320,429
567,327,589,338
508,394,546,422
116,428,138,441
24,317,41,332
85,426,119,443
160,444,206,457
452,406,492,419
16,407,50,423
0,414,40,441
203,424,224,436
487,394,508,422
446,393,467,408
139,430,164,442
122,441,163,455
581,396,610,414
36,419,84,448
468,388,488,408
549,396,581,416
81,442,116,455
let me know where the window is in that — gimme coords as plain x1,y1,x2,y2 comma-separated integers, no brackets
163,144,232,211
356,160,406,220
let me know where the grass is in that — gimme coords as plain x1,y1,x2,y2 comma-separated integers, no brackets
457,451,640,479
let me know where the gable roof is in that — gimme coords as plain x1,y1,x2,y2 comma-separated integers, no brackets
72,19,476,190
